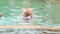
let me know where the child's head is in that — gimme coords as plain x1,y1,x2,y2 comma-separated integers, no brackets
23,8,33,17
25,11,30,17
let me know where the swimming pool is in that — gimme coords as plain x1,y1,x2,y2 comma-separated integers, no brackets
0,0,60,34
0,0,60,28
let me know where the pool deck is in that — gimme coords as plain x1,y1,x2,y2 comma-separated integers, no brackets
0,26,60,31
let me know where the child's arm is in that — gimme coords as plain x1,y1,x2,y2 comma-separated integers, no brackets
0,13,2,17
30,9,33,18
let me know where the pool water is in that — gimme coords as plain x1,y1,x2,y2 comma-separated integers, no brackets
0,0,60,34
0,0,60,28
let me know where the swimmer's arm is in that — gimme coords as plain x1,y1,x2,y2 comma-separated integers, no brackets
30,10,33,18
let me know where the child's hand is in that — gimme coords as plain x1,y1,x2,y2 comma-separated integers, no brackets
0,13,2,17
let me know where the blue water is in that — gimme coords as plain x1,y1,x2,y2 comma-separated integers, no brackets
0,0,60,27
0,8,60,28
0,0,60,34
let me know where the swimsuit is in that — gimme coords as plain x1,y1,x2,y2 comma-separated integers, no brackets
23,16,31,20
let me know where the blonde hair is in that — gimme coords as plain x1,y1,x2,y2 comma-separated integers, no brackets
24,9,30,17
23,8,33,17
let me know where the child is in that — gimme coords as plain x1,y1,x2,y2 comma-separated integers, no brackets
23,8,33,20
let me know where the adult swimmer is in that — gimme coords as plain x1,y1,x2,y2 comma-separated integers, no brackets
23,8,33,20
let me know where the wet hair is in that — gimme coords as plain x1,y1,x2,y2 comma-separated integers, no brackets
25,12,30,17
